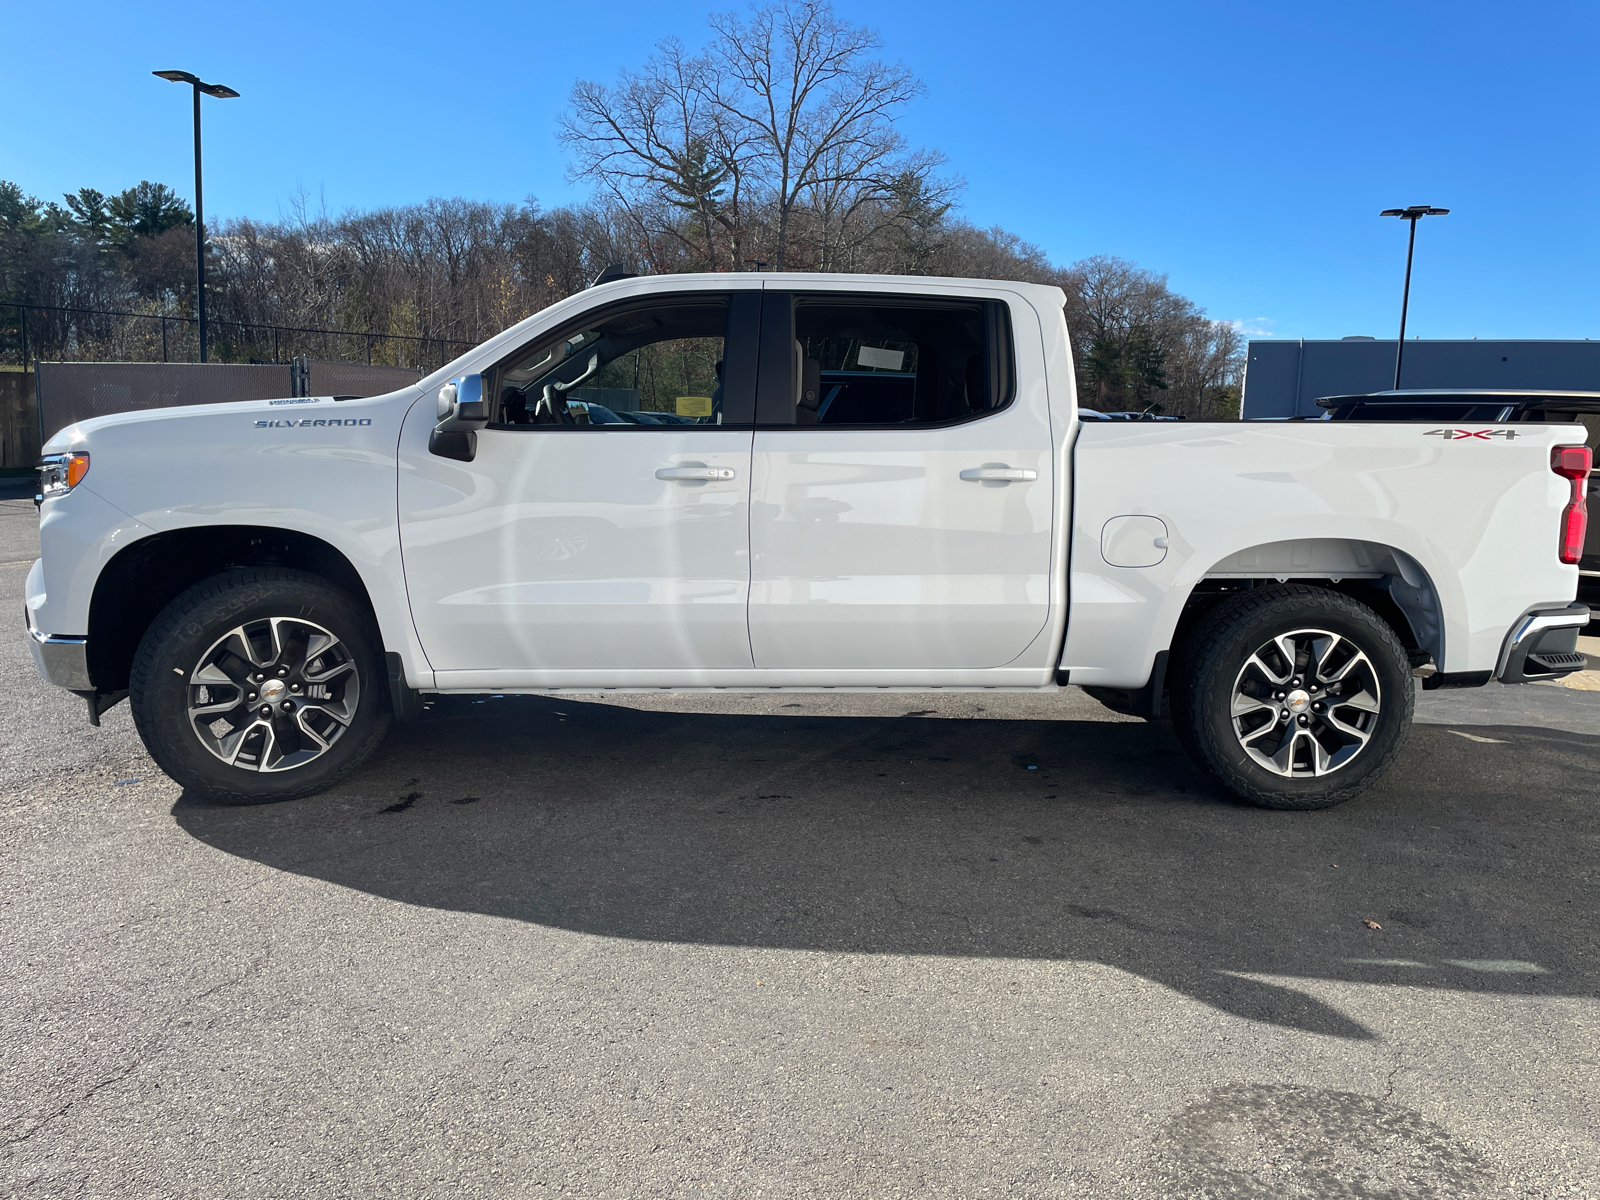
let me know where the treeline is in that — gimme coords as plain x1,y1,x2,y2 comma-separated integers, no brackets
0,1,1242,416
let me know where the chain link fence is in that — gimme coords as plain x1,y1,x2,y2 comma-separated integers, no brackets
2,302,476,372
0,301,454,453
304,360,421,399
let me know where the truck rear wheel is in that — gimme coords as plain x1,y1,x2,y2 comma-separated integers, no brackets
1170,585,1414,810
130,569,391,804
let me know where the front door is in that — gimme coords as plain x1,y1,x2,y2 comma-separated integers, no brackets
747,289,1055,670
399,290,760,683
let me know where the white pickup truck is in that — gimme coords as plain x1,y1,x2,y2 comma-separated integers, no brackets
26,272,1593,809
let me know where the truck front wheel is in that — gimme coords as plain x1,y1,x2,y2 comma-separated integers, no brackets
130,568,391,804
1170,585,1415,810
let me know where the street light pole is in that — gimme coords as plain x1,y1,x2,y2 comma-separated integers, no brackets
1380,205,1449,390
154,70,239,364
191,83,206,361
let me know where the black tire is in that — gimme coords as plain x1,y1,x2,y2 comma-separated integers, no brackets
1170,585,1414,810
130,568,391,804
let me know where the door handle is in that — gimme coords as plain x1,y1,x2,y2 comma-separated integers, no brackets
656,466,735,481
959,467,1037,482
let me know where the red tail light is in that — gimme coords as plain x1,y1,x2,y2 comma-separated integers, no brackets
1552,445,1592,565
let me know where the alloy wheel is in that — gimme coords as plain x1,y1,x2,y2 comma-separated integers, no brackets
1229,628,1382,777
186,617,360,772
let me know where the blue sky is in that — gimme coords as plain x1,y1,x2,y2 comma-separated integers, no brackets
4,0,1596,340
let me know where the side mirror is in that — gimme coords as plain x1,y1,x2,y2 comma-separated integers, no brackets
430,374,490,462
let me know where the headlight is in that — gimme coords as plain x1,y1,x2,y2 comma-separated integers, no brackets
37,452,90,503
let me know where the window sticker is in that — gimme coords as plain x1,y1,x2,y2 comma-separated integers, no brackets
676,395,714,417
857,345,905,371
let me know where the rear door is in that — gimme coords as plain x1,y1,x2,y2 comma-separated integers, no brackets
747,287,1055,670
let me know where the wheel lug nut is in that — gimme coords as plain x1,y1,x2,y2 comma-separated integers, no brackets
260,706,272,717
1298,715,1309,726
290,683,301,693
281,701,294,712
248,692,257,701
278,667,288,677
252,673,264,683
1276,692,1286,700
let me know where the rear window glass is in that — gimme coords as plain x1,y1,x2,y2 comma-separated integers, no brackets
789,298,1012,426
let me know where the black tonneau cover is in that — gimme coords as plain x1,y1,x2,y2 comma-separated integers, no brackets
1317,389,1600,422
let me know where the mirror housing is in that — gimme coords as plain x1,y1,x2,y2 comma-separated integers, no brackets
430,374,490,461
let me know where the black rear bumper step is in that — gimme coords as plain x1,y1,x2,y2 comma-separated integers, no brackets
1496,603,1591,685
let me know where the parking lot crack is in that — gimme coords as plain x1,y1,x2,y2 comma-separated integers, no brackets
2,952,271,1151
3,1057,144,1150
1383,1060,1404,1100
192,951,271,1006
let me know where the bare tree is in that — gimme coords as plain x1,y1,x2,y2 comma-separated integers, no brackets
1050,255,1242,414
710,0,937,268
562,39,752,271
561,0,944,272
1165,318,1243,418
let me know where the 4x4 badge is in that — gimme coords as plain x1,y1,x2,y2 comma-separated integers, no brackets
1423,428,1516,440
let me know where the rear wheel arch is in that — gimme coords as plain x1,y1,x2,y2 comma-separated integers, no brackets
1084,540,1446,719
87,526,386,695
1170,539,1445,674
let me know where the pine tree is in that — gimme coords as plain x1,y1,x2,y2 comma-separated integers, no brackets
107,182,192,252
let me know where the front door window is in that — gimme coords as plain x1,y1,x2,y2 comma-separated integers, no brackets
491,296,751,428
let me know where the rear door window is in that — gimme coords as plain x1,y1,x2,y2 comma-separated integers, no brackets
755,294,1014,427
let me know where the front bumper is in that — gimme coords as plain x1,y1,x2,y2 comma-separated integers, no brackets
1496,602,1591,684
27,624,91,690
24,555,91,691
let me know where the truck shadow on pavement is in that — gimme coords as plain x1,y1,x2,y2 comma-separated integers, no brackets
173,695,1600,1042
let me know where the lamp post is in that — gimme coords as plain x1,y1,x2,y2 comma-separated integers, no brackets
153,70,239,364
1379,205,1449,390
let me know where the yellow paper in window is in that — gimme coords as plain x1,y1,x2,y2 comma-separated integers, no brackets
676,395,713,417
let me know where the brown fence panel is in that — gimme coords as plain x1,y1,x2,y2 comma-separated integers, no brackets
0,370,39,468
305,361,421,398
35,362,293,442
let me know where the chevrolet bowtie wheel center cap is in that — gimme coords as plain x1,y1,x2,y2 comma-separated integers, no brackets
1285,689,1311,713
260,679,288,704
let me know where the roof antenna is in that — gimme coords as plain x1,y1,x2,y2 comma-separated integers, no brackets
590,263,639,288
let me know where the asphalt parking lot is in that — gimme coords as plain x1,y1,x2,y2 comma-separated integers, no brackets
3,482,1598,1198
